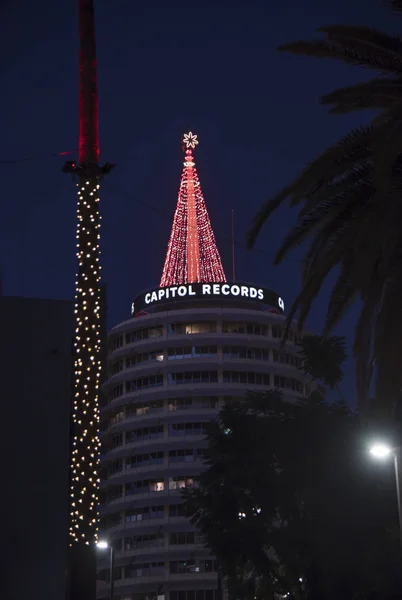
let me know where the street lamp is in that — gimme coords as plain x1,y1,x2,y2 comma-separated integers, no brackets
369,442,402,547
96,540,114,600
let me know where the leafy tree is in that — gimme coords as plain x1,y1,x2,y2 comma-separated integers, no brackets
185,391,402,599
246,0,402,417
298,334,347,401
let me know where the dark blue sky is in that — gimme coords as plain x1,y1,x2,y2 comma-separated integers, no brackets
0,0,396,402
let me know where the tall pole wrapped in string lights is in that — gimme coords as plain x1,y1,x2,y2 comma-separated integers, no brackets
160,132,226,286
63,2,114,599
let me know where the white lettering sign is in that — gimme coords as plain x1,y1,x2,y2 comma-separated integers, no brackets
142,283,272,305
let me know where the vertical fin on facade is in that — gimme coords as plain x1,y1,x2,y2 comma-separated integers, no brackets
160,132,226,287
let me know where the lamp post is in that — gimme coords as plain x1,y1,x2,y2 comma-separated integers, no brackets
96,541,114,600
369,443,402,548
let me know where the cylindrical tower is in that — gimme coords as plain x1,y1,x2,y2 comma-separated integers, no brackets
97,286,310,600
97,134,310,600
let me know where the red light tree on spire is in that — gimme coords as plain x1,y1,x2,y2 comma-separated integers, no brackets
160,132,226,287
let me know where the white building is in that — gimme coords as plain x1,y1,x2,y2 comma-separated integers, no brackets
97,285,310,600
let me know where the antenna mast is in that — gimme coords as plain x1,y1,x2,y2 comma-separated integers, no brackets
231,209,236,282
64,2,114,599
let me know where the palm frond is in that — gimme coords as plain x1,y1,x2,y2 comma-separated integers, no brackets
372,116,402,196
324,268,357,335
279,36,402,75
319,25,402,72
247,127,372,249
246,187,291,249
321,77,402,114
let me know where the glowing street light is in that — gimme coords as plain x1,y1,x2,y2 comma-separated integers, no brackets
369,443,392,459
96,540,114,600
369,442,402,548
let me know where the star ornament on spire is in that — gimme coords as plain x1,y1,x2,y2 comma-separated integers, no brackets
183,131,199,150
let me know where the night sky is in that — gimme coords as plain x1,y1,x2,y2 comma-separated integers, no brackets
1,0,396,403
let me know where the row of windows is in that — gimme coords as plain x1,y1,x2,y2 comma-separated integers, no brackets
126,375,163,392
111,531,204,552
105,477,197,503
108,397,220,427
274,375,304,393
110,322,303,351
108,449,208,476
222,371,271,385
100,503,188,529
101,560,217,581
122,422,209,446
125,476,197,496
111,346,300,376
112,370,305,399
168,371,218,385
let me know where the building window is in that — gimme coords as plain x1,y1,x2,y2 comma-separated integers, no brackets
126,425,164,443
126,479,165,495
168,346,218,360
106,485,123,502
222,371,270,385
168,346,193,360
108,459,123,476
272,350,301,368
169,449,194,463
222,322,268,335
111,384,123,399
202,560,218,573
109,410,124,426
168,371,218,385
126,350,164,368
126,375,163,393
169,449,208,463
169,476,197,490
170,560,196,574
272,326,301,343
126,400,164,417
111,335,123,351
126,327,163,344
127,452,164,469
125,533,164,550
125,505,164,522
222,346,270,360
125,562,164,578
168,422,208,437
168,397,192,411
168,396,220,410
170,532,196,545
111,360,124,375
110,434,123,449
169,504,187,517
168,322,216,335
274,375,304,394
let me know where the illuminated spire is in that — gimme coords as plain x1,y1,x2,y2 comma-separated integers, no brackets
160,132,226,287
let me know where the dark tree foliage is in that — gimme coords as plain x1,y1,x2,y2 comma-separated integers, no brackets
246,0,402,417
184,391,402,599
298,334,346,391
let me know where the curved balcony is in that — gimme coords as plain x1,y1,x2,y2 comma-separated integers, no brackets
101,459,206,488
100,515,191,537
97,571,218,597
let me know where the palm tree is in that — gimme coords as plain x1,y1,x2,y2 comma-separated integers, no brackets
247,0,402,417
